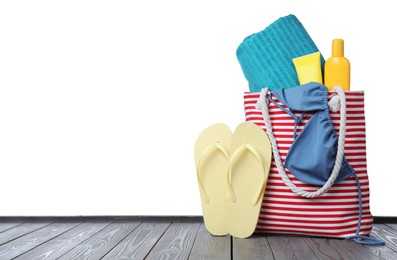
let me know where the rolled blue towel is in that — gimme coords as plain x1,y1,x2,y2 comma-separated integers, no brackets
236,14,325,92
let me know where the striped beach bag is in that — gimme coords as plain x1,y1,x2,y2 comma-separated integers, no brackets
244,87,378,242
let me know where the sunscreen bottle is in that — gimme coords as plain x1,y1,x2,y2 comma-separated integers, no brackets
324,39,350,91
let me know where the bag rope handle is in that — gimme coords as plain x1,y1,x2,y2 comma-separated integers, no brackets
256,86,346,198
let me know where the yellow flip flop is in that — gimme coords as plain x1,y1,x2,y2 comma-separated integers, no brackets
226,122,272,238
194,123,232,236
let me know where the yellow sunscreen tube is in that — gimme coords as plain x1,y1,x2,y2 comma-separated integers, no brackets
292,52,323,85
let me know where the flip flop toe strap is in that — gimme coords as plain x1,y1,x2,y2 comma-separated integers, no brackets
196,142,229,203
227,143,266,206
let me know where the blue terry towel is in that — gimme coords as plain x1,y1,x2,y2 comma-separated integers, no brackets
236,14,325,92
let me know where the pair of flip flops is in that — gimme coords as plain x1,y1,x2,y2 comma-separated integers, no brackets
194,122,272,238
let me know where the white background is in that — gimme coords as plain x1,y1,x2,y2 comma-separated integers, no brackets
1,1,396,216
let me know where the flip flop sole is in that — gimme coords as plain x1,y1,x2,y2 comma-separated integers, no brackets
194,123,232,236
227,122,272,238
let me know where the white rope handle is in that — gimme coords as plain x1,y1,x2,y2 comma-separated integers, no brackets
256,86,347,198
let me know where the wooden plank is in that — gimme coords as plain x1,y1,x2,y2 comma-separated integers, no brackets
57,221,141,260
102,221,170,259
14,222,110,260
0,216,203,223
145,222,200,260
385,223,397,231
0,222,50,246
189,223,231,260
303,224,397,260
362,224,397,257
267,235,317,260
371,224,397,251
233,234,274,260
0,222,79,259
0,222,22,233
304,236,395,260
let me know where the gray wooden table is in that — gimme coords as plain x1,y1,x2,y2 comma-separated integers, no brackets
0,217,396,259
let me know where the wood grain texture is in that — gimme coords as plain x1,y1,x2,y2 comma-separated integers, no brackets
189,223,231,260
0,219,395,260
267,235,317,260
233,234,274,260
14,222,110,260
0,222,50,246
102,221,170,259
304,237,346,260
145,222,200,260
361,224,397,259
304,236,395,260
0,222,79,259
385,223,397,232
57,221,141,260
371,224,397,251
0,222,22,233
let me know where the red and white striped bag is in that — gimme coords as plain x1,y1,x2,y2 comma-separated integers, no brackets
244,88,373,238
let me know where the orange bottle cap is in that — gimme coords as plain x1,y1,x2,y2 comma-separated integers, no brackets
332,39,344,57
